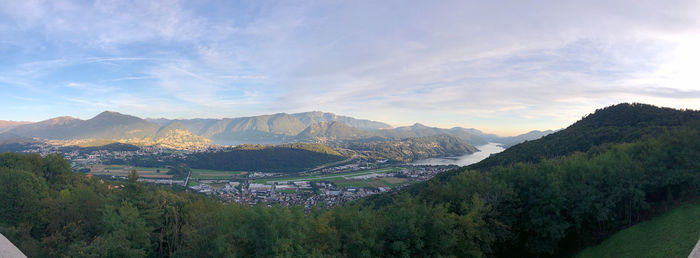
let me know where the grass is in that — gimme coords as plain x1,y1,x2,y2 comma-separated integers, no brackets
329,177,410,189
88,165,171,178
576,203,700,258
253,167,402,184
91,166,244,180
190,168,243,179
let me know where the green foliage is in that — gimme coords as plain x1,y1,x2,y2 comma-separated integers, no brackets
186,144,344,172
470,103,700,170
576,203,700,258
1,104,699,257
0,168,48,224
409,122,700,256
166,164,191,179
346,134,478,161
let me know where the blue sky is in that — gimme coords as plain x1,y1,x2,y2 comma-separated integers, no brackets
1,0,700,135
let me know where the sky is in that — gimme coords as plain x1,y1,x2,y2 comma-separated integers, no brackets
1,0,699,136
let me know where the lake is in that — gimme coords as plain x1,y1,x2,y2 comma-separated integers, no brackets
411,142,505,166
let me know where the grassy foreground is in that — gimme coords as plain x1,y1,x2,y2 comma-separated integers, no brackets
576,203,700,258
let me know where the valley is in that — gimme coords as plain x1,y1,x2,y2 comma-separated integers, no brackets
1,1,696,256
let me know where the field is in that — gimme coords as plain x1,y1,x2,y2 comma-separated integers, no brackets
87,165,172,178
190,169,244,180
86,165,242,180
252,167,410,189
576,203,700,258
254,167,402,184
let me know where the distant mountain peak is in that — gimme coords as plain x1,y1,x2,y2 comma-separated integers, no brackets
156,121,188,136
93,110,127,118
42,116,80,125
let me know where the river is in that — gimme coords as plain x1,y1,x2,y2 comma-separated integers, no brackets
411,142,505,166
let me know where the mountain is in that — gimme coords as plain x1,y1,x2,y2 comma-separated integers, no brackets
468,103,700,170
152,122,211,149
296,121,373,142
292,111,392,130
447,127,499,145
383,103,700,257
0,120,31,133
183,143,345,173
7,116,81,139
4,110,553,150
6,112,210,149
345,134,478,162
0,132,24,142
497,129,555,148
148,112,552,147
148,111,392,145
9,112,159,140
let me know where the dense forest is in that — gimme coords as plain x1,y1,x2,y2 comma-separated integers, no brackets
185,143,345,172
114,143,345,173
344,134,478,162
1,103,699,257
469,103,700,170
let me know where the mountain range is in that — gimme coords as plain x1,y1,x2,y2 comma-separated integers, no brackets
0,120,31,133
0,111,554,150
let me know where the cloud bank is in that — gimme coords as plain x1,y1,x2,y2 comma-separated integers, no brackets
0,0,699,135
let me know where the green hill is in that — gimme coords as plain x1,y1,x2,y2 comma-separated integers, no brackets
345,134,478,161
469,103,700,170
296,121,371,142
185,143,345,172
9,111,160,140
576,203,700,258
1,103,699,257
150,111,393,145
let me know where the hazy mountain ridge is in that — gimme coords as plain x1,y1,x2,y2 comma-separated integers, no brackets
468,103,700,170
0,120,32,133
8,112,208,149
497,129,557,148
147,111,393,145
296,121,371,142
345,134,479,162
2,110,553,150
295,121,550,147
8,112,158,140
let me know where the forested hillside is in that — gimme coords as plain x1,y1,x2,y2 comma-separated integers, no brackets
470,103,700,170
344,134,478,161
184,143,344,172
1,104,698,257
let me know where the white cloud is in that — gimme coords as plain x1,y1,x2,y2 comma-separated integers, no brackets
1,0,700,132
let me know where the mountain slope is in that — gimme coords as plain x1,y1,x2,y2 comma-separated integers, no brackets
469,103,700,170
152,122,211,148
77,111,160,139
345,134,478,162
296,121,372,142
0,120,31,133
184,143,345,172
497,129,555,148
8,116,82,139
391,103,700,257
149,111,392,145
9,112,160,140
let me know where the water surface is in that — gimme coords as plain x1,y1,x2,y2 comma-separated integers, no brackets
411,142,505,166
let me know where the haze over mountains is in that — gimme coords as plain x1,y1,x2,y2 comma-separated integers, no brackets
0,111,554,149
0,121,31,133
